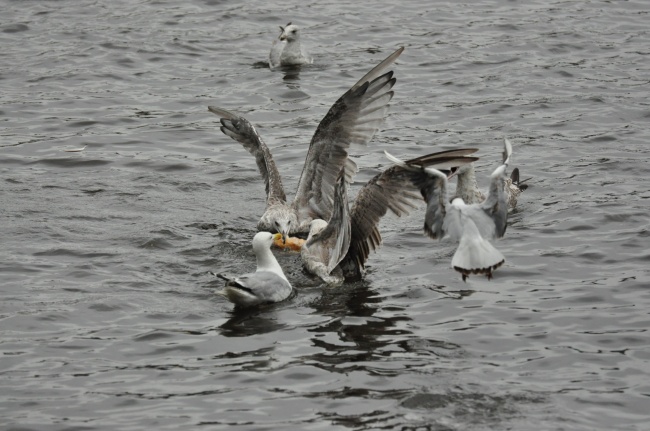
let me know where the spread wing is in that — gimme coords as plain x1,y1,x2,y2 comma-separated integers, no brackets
344,165,421,273
459,139,512,239
291,47,404,222
208,106,287,205
476,151,510,238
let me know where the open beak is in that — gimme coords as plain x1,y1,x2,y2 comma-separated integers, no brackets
280,35,287,41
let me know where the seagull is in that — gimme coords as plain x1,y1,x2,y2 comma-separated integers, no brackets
208,47,404,242
386,139,513,281
453,139,527,209
269,22,313,69
300,149,479,283
216,231,293,308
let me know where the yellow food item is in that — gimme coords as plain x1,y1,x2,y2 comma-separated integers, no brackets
273,236,305,251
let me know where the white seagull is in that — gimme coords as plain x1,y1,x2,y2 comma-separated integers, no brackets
301,149,479,283
386,139,513,281
208,47,404,242
217,232,293,308
269,22,313,69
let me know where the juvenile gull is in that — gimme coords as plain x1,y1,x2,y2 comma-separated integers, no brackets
454,138,527,209
269,22,313,69
209,47,404,241
301,149,479,283
387,139,513,281
216,232,293,308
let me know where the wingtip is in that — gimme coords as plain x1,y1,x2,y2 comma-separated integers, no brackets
491,163,507,179
510,167,520,184
502,137,513,166
384,150,408,167
350,46,405,92
208,106,237,120
423,224,439,241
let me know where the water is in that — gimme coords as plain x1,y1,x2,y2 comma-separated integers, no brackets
1,0,649,429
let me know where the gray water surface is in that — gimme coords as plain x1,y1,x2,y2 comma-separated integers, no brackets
1,0,649,430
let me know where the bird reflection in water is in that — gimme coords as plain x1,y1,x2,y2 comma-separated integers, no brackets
217,304,292,337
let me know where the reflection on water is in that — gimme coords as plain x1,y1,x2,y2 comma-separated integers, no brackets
218,303,293,337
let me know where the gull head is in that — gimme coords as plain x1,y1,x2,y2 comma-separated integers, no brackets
306,219,328,241
450,197,466,207
279,23,301,42
252,231,281,254
259,206,299,244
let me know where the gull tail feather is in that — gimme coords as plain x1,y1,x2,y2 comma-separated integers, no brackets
451,234,505,282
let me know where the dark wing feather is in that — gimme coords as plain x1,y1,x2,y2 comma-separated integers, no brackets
292,48,404,221
344,166,422,276
405,148,479,167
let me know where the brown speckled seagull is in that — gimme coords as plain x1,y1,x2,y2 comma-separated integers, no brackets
208,47,404,242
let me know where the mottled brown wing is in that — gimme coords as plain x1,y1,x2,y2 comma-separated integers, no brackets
344,166,422,275
208,106,287,205
291,47,404,222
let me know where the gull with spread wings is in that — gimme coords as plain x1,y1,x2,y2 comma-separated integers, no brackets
208,47,404,242
300,149,479,284
386,139,514,281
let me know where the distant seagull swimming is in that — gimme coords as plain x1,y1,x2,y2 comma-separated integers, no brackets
208,47,404,242
269,22,313,69
387,139,513,281
301,149,479,283
453,138,527,209
216,232,293,308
